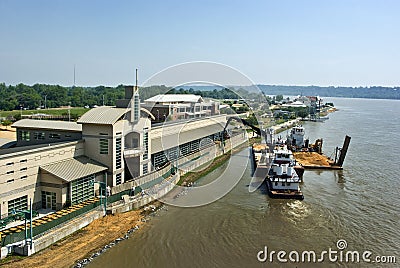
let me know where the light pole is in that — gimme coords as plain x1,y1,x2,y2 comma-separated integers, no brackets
91,181,107,214
11,198,33,250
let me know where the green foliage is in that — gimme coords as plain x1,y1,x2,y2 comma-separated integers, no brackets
0,83,125,111
1,119,12,128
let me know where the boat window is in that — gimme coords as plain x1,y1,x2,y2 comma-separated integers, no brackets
287,182,291,186
275,182,278,186
282,183,285,186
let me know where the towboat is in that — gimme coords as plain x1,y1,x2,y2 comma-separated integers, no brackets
265,146,304,200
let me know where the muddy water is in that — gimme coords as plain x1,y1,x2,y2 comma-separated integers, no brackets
89,97,399,267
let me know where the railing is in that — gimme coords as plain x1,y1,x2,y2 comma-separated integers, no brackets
0,198,101,247
124,147,144,157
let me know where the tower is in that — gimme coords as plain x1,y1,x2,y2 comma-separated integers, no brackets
133,68,140,122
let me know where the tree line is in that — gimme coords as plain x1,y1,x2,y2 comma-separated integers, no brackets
0,83,259,111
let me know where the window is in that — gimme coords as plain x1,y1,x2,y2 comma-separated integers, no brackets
8,195,28,215
143,164,148,175
20,159,27,163
49,133,61,139
20,175,28,180
99,139,109,154
143,128,148,160
34,132,45,140
134,94,140,121
6,162,14,166
116,173,122,185
70,175,95,205
7,179,14,183
116,137,122,169
65,134,71,138
6,170,14,174
18,130,30,141
20,167,27,171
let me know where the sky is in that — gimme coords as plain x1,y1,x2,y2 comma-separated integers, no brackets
0,0,399,87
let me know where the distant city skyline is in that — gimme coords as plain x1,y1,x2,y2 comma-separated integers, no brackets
1,0,399,87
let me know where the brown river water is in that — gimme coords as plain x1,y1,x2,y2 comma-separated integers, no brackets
89,97,399,267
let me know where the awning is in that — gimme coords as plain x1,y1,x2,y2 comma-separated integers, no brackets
40,156,108,182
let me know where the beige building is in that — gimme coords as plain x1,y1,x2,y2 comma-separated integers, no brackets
0,86,226,219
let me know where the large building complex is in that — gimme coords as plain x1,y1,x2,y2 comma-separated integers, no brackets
0,87,227,219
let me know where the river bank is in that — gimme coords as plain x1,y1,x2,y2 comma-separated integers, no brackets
0,208,147,268
1,141,248,267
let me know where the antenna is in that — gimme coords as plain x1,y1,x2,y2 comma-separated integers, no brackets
73,64,76,86
135,68,138,93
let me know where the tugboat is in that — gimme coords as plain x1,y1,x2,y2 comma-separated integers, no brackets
265,146,304,200
287,125,309,152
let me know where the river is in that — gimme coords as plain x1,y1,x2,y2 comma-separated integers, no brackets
89,97,399,267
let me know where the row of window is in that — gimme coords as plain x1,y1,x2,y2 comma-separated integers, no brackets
8,195,28,215
6,167,27,174
18,130,72,141
116,137,122,169
5,159,28,166
5,175,28,183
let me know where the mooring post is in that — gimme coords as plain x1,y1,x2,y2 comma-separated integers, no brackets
337,135,351,167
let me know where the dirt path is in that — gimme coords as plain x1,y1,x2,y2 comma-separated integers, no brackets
0,126,16,140
1,210,144,268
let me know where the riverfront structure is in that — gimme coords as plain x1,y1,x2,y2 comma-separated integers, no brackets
0,86,230,219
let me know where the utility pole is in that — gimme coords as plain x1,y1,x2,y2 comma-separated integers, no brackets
68,102,71,122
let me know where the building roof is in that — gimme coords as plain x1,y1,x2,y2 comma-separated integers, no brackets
77,106,128,125
145,94,203,103
12,119,82,132
151,118,226,153
40,156,108,182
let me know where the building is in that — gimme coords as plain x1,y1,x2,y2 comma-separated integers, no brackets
0,86,228,219
142,94,220,123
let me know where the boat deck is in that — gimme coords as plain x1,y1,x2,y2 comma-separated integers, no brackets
293,152,342,170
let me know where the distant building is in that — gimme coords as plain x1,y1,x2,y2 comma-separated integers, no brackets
142,94,219,123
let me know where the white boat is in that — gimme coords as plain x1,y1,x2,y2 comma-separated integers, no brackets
265,146,304,200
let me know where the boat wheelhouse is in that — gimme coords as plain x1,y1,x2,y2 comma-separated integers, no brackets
265,146,304,200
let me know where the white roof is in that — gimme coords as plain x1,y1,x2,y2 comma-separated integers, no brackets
12,119,82,132
282,101,306,108
77,106,128,125
145,94,203,103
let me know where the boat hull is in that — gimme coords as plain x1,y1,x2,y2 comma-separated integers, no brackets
265,180,304,200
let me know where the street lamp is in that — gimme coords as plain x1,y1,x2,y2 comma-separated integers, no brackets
11,198,33,250
91,181,107,214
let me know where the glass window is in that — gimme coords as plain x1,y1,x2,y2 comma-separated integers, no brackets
8,195,28,215
70,175,95,205
116,137,122,169
18,130,30,141
116,173,122,185
49,133,61,139
99,139,109,154
34,132,45,140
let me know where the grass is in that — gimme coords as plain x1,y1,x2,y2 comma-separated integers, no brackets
0,107,90,120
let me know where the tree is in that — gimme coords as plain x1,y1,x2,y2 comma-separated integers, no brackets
1,119,12,129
